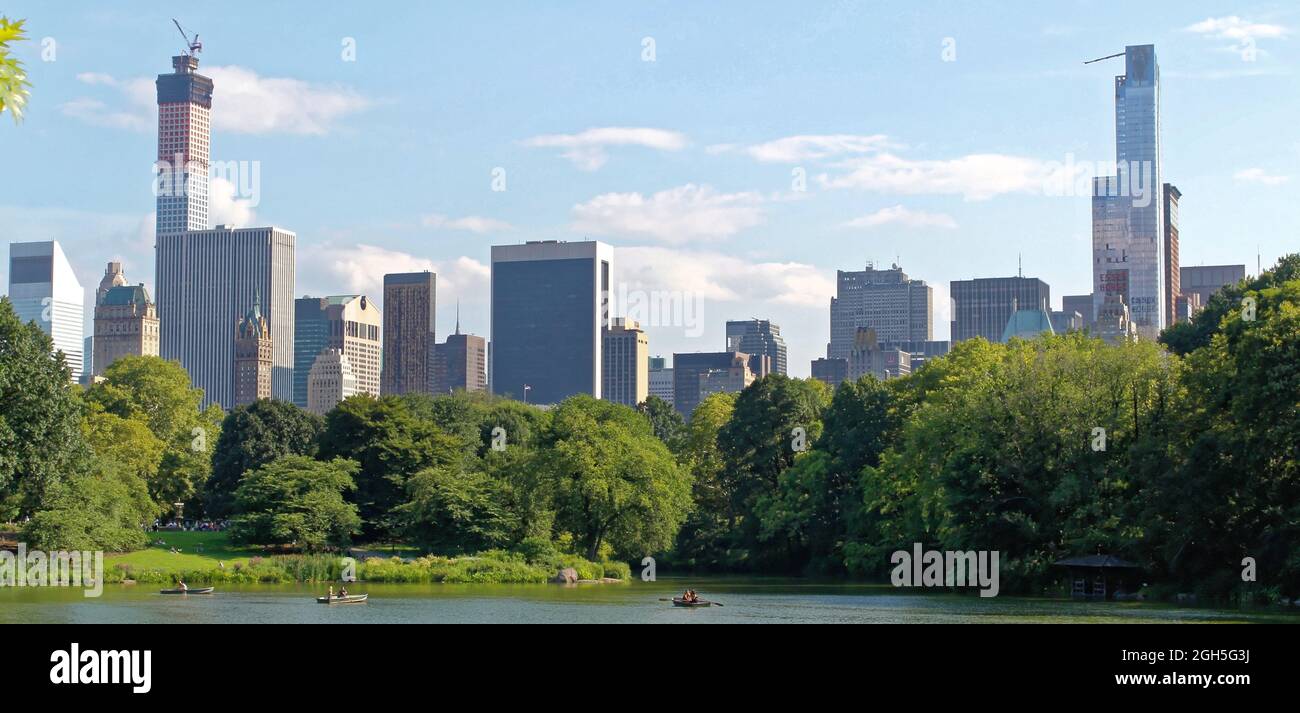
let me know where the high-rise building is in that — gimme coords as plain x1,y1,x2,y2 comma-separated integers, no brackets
490,240,612,404
601,318,648,407
1180,265,1246,306
648,363,674,406
7,241,84,381
157,225,295,408
698,353,757,401
1092,45,1165,340
725,319,787,376
879,339,950,372
672,351,749,417
306,348,358,416
1062,294,1096,330
93,262,159,376
1173,292,1201,323
381,272,436,396
1049,310,1084,335
433,312,488,395
847,328,910,381
233,297,273,408
1163,184,1181,328
293,295,382,406
1002,306,1056,342
829,263,931,359
950,277,1051,343
1095,293,1139,344
810,357,849,388
155,54,212,235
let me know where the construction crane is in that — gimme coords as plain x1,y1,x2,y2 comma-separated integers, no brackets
172,18,202,57
1083,51,1123,65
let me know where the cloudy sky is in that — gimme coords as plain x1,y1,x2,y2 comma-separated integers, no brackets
2,1,1297,376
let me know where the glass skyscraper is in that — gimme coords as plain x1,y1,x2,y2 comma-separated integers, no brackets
7,241,85,382
1092,44,1165,340
490,240,612,404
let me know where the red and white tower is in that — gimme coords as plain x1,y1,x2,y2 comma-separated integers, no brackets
155,53,212,234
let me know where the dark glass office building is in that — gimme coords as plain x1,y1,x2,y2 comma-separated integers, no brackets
490,241,612,404
950,276,1051,343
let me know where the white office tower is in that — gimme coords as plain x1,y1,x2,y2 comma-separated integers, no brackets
7,241,85,381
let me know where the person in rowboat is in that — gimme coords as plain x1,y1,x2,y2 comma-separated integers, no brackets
681,589,698,603
327,585,334,599
177,580,188,593
339,586,348,598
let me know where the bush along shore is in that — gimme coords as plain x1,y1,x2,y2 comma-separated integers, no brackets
106,549,632,585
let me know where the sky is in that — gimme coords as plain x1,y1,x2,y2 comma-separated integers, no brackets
1,1,1297,376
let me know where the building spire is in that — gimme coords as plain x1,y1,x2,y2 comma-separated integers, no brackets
455,299,461,335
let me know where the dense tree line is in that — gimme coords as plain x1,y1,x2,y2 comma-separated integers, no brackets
2,255,1297,600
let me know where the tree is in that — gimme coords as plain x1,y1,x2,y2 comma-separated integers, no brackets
81,404,164,523
1160,254,1300,356
715,375,830,569
23,471,151,552
0,297,85,517
319,395,463,539
671,392,735,569
205,400,324,517
542,396,691,560
0,17,30,123
638,395,685,451
396,465,517,554
227,456,361,551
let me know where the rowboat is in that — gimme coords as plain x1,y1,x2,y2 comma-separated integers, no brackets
159,587,214,595
316,594,368,604
671,597,714,607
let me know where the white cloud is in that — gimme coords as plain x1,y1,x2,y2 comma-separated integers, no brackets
616,246,834,309
571,184,764,243
420,213,514,234
842,205,958,230
721,134,894,163
818,152,1056,201
522,127,687,170
63,67,369,135
208,176,258,228
1185,16,1290,41
1233,167,1290,185
301,244,489,300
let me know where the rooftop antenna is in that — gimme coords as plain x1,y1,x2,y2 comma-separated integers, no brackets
1018,253,1023,278
1083,51,1124,65
455,299,461,335
172,18,202,57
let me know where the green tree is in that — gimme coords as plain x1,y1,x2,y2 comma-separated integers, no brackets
542,395,691,560
396,465,517,554
23,471,151,552
0,297,85,517
671,392,735,569
1160,254,1300,355
638,395,685,451
227,455,361,550
319,395,463,539
205,399,323,517
0,17,30,123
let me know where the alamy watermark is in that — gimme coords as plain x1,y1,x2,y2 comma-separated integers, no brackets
890,543,1000,598
0,544,105,598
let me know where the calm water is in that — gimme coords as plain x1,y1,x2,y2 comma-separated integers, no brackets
2,578,1295,624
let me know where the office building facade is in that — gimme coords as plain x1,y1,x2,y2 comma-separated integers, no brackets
233,298,273,408
7,241,84,381
93,263,159,376
1180,265,1246,306
602,318,648,407
293,295,382,407
490,240,612,404
725,319,787,376
306,348,359,416
157,226,295,408
950,276,1051,343
381,272,436,395
672,351,750,417
433,327,488,395
155,54,212,235
829,263,931,359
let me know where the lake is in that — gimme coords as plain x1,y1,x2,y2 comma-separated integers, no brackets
2,578,1295,624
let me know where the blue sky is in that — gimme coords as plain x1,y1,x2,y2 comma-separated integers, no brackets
2,1,1297,376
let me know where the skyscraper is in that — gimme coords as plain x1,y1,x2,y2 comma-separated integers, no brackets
306,348,358,416
233,297,273,408
1092,44,1165,340
7,241,84,381
155,53,212,235
490,240,612,404
1163,184,1181,329
672,351,749,417
93,262,159,376
950,276,1051,343
1062,294,1096,330
847,328,910,381
157,225,296,408
648,358,674,406
433,309,487,395
381,272,436,396
293,295,382,406
828,263,931,359
725,319,787,376
602,317,648,407
1180,264,1246,306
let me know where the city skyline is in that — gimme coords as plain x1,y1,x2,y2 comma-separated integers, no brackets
1,3,1295,377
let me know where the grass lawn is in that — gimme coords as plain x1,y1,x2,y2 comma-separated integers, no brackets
109,531,258,573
